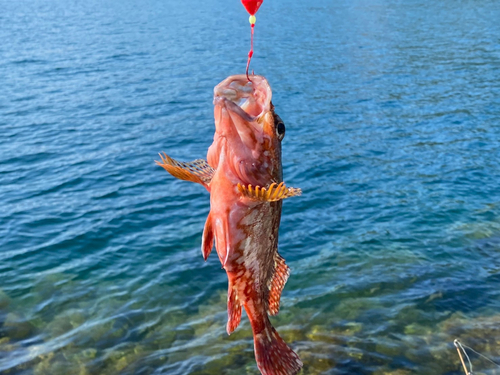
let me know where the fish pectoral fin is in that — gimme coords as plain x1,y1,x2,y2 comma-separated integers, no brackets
226,285,242,335
268,253,290,316
155,152,215,186
237,182,302,202
201,212,214,261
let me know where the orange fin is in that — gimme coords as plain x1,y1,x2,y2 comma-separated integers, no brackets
155,152,215,186
254,326,303,375
226,285,242,335
268,253,290,316
201,212,214,261
237,182,301,202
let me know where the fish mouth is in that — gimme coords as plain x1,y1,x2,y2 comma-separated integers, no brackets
213,75,272,123
210,75,274,185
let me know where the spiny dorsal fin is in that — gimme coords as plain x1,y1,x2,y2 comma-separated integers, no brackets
237,182,301,202
268,253,290,316
155,152,215,186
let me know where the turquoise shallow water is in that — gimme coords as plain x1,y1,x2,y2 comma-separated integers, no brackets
2,0,500,374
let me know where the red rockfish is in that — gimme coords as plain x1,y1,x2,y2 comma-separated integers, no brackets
156,75,302,375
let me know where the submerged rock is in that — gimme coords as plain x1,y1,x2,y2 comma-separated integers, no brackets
173,325,195,343
0,336,17,352
33,351,90,375
306,325,341,344
200,353,251,375
32,273,76,302
3,312,35,340
403,323,432,336
375,340,404,358
62,347,98,367
333,298,376,320
341,322,363,335
149,327,176,350
279,327,307,343
300,350,336,375
0,289,11,310
46,308,86,338
373,369,414,375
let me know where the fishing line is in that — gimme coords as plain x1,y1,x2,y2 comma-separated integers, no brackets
241,0,263,81
245,16,255,81
454,339,500,375
461,341,500,367
455,339,474,375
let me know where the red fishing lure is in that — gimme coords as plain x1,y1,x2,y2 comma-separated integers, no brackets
241,0,263,80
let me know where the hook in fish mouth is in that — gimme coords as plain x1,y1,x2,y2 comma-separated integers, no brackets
213,74,272,120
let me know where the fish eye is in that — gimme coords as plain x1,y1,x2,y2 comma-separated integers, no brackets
275,116,285,140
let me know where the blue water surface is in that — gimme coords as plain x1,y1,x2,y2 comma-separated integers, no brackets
2,0,500,374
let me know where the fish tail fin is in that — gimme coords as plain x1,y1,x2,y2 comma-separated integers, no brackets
254,325,303,375
226,284,242,335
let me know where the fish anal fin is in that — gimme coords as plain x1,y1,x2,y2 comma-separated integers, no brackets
268,253,290,316
237,182,301,202
254,326,303,375
226,285,242,335
155,152,215,186
201,212,214,261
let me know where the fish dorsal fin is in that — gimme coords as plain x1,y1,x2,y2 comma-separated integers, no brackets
156,152,215,187
267,253,290,316
201,212,214,261
237,182,301,202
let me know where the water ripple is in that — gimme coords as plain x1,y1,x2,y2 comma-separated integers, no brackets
2,0,500,374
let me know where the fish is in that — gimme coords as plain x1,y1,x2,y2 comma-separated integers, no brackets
156,74,303,375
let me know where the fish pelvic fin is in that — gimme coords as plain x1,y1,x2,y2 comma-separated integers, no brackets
226,284,242,335
268,253,290,316
155,152,215,187
201,212,214,261
254,325,303,375
237,182,301,202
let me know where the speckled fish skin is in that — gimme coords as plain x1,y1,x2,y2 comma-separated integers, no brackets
157,74,302,375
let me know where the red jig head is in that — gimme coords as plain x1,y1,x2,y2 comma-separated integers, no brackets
241,0,263,81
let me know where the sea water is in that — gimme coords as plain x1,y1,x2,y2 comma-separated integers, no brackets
1,0,500,374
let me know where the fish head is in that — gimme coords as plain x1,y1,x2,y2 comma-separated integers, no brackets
208,75,286,185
